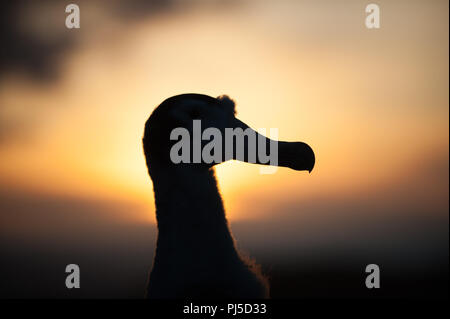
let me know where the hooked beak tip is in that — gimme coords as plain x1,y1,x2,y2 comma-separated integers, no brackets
278,141,315,173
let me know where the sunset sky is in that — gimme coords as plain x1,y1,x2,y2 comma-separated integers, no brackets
0,0,448,298
1,0,448,220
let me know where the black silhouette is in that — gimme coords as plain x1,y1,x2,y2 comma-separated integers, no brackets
142,94,315,298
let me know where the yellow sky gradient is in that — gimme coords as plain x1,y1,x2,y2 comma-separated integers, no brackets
0,0,448,224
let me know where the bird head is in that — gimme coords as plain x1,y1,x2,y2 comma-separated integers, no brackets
143,94,315,176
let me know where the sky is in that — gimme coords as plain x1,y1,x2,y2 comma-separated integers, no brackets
0,0,448,298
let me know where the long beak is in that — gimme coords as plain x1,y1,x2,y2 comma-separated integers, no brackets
230,118,315,173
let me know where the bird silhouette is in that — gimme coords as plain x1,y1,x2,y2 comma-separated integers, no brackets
142,94,315,298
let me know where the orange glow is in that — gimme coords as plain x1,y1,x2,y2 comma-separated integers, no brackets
0,1,448,225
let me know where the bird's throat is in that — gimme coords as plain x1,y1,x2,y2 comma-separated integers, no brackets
151,167,238,264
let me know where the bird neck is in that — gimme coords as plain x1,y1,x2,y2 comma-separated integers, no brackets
150,166,238,261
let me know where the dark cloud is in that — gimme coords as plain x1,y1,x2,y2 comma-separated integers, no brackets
0,0,178,82
0,1,68,82
0,0,181,143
